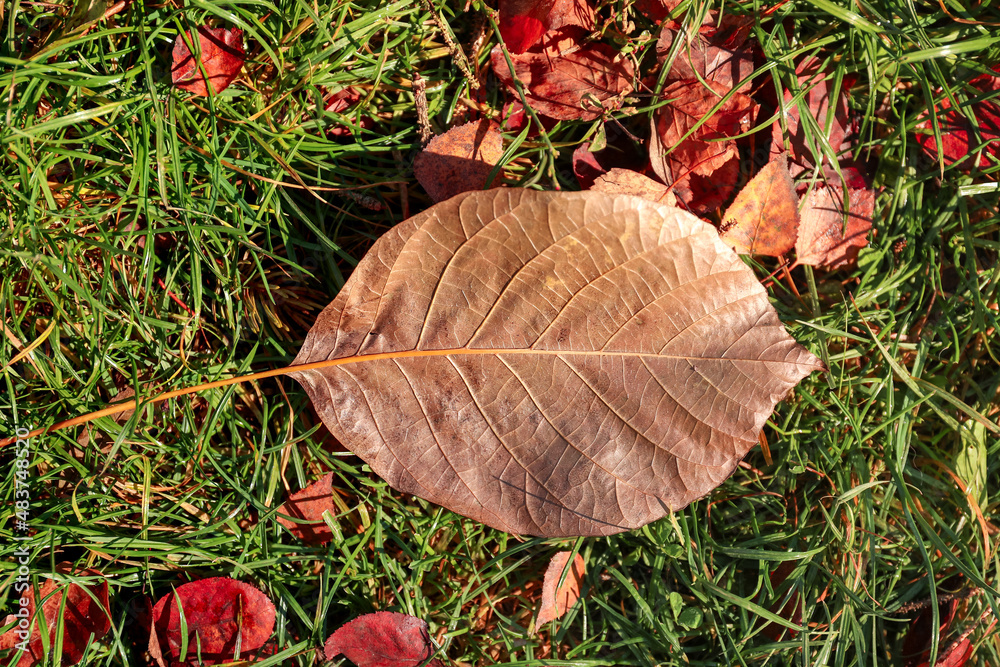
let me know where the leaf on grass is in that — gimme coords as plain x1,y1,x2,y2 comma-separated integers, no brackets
413,120,503,203
719,154,799,257
649,80,756,213
499,0,595,54
324,612,444,667
148,577,275,667
536,551,586,627
770,58,852,175
491,27,635,121
325,87,374,137
276,471,337,544
171,26,245,97
657,13,754,89
794,186,874,269
756,561,803,641
916,67,1000,169
0,566,111,667
590,168,677,207
290,189,822,537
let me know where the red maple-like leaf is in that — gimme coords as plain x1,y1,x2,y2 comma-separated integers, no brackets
171,26,245,97
491,27,634,121
324,612,444,667
499,0,595,54
648,79,756,213
916,67,1000,169
276,471,337,544
770,57,853,176
0,566,111,667
148,577,275,667
657,12,754,90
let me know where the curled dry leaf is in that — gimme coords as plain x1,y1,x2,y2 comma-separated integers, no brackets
290,189,822,537
491,27,635,121
276,471,337,544
0,566,111,667
794,186,874,269
656,13,754,90
171,26,245,97
648,80,756,213
536,551,586,628
770,58,853,175
413,120,503,203
148,577,275,667
499,0,595,54
591,168,677,207
324,612,444,667
719,154,800,257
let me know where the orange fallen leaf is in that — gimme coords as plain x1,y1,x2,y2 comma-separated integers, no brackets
720,154,799,257
591,168,677,207
794,186,874,269
491,27,634,121
413,120,503,203
171,26,245,97
499,0,595,54
536,551,586,628
276,471,337,544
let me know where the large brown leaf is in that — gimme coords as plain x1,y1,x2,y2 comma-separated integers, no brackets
290,189,822,537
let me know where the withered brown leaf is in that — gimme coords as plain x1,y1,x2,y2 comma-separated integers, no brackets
491,27,634,121
591,168,677,207
289,189,822,537
413,120,503,203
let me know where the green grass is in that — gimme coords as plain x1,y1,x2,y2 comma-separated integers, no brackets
1,0,999,665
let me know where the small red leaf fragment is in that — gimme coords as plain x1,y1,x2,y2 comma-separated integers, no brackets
591,168,677,207
499,0,595,54
720,154,799,257
276,471,337,544
413,120,503,203
794,186,874,269
148,577,275,667
573,143,606,189
491,27,635,121
171,26,245,97
0,566,111,667
324,612,443,667
536,551,586,628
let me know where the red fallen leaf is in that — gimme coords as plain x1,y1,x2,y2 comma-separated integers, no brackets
633,0,684,22
0,566,111,667
770,57,853,176
536,552,586,628
902,598,959,667
276,471,337,544
916,67,1000,169
413,120,503,203
148,577,275,667
491,27,635,121
656,13,754,90
720,153,799,257
573,143,606,189
758,561,803,642
927,639,974,667
499,0,595,54
171,26,245,97
500,100,557,136
325,87,375,137
324,612,444,667
648,79,756,213
794,185,874,269
591,168,677,207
